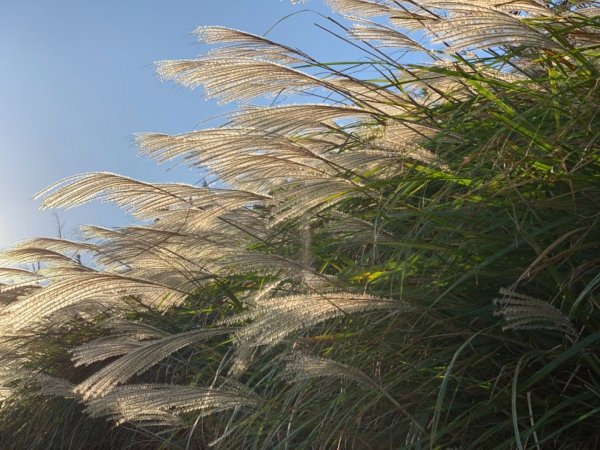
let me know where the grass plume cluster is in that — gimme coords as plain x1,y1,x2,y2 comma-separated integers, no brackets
0,1,599,448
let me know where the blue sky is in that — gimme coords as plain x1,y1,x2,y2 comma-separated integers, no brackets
0,0,354,247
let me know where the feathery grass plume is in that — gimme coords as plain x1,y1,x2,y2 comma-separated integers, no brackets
70,337,150,368
76,328,232,399
101,319,170,340
327,0,396,17
326,148,407,176
0,267,42,282
450,1,551,15
195,26,307,65
156,58,329,104
494,287,579,343
36,172,268,221
136,129,342,192
348,19,428,50
283,353,379,388
0,247,86,268
0,271,187,331
0,268,42,306
225,293,404,350
418,2,560,51
371,121,443,144
576,6,600,18
32,374,78,399
0,388,10,401
327,77,415,114
0,282,42,306
216,251,307,277
84,383,259,426
364,122,447,166
5,237,96,254
269,178,370,225
78,225,236,281
231,103,379,134
0,238,94,280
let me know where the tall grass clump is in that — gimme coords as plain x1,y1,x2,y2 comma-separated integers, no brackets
0,1,598,448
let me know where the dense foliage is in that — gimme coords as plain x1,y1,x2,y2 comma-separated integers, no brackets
1,1,599,448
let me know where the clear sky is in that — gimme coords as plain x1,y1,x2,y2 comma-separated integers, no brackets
0,0,353,247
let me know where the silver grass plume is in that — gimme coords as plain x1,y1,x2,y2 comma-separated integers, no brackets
230,293,401,348
80,225,233,280
397,60,532,105
32,374,78,399
3,237,96,255
0,267,42,282
494,288,579,343
0,271,186,331
136,129,378,222
417,1,559,51
432,0,552,16
389,10,441,32
268,178,369,226
0,241,91,268
195,26,307,65
0,268,42,305
327,0,395,17
222,293,408,373
348,19,427,51
71,337,152,368
326,78,413,115
43,298,130,327
283,353,379,388
0,282,42,306
76,328,232,399
101,320,170,340
231,103,379,134
84,382,259,426
220,250,346,284
36,172,268,222
330,1,557,51
363,122,447,167
156,58,327,104
135,129,339,192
